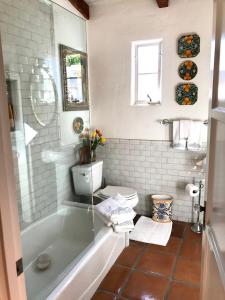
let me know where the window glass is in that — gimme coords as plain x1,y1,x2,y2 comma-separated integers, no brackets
131,39,162,105
138,44,159,73
137,74,159,102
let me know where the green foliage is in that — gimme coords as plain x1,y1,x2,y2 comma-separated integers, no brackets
66,54,81,66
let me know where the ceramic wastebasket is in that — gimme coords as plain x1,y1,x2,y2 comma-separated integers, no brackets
152,194,173,223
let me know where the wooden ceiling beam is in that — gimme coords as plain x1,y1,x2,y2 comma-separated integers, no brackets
68,0,90,20
155,0,169,8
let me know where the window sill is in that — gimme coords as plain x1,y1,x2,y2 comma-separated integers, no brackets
131,102,161,107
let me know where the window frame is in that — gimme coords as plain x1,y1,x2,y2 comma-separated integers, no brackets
131,39,163,106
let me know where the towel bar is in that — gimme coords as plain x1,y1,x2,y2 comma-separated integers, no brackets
160,119,208,126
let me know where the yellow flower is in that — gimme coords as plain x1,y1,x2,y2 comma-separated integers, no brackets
92,131,97,138
183,84,190,92
185,35,193,44
100,137,106,143
182,97,192,105
184,61,193,70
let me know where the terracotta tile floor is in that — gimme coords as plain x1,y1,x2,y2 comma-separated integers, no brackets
92,221,202,300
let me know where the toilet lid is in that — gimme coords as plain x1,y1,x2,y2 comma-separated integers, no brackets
99,186,137,199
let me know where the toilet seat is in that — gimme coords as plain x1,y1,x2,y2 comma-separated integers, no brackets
99,186,137,198
95,185,139,208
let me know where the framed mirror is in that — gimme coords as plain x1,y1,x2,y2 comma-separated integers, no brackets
60,44,89,111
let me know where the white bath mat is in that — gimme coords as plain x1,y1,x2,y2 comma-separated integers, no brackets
129,216,172,246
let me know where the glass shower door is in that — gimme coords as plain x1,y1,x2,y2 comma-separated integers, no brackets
0,1,94,299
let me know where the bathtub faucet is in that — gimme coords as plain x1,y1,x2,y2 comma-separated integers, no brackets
87,205,92,212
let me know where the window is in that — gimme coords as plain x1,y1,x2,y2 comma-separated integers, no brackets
131,39,162,105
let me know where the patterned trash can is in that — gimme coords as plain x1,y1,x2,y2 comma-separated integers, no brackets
152,194,173,223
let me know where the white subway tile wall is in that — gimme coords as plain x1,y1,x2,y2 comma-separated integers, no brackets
97,139,206,223
0,0,81,229
0,0,206,227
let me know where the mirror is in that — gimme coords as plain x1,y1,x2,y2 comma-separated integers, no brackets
60,44,89,111
30,66,57,127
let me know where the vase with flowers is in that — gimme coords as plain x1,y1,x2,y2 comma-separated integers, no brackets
90,129,106,162
79,128,106,163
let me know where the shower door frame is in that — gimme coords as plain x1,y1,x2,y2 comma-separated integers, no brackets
0,2,88,299
200,0,225,298
0,36,27,300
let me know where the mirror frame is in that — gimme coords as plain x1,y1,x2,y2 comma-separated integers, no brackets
60,44,89,111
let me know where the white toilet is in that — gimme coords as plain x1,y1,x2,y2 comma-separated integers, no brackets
71,160,139,208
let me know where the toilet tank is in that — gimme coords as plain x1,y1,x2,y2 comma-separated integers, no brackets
71,161,103,195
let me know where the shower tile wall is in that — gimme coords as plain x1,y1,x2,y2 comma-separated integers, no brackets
0,0,81,229
97,139,206,222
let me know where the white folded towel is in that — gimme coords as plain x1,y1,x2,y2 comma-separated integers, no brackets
173,120,206,151
201,123,208,144
180,120,191,139
129,216,172,246
188,121,205,151
95,194,136,225
113,220,135,233
173,120,188,150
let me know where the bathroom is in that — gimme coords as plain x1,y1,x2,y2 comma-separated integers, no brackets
0,0,225,299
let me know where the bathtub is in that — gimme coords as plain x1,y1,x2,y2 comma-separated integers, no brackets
21,204,127,300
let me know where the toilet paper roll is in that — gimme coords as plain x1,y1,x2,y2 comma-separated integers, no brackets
185,184,199,197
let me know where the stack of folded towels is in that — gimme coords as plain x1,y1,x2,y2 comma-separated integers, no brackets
95,193,136,233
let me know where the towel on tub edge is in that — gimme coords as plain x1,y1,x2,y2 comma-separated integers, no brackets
95,194,136,226
113,220,135,233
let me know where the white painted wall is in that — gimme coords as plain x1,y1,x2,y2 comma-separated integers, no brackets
88,0,213,140
53,4,90,146
52,0,84,19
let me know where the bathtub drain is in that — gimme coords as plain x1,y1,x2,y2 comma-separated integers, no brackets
35,253,51,271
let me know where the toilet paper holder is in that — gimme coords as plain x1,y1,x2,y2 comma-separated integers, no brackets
186,183,200,197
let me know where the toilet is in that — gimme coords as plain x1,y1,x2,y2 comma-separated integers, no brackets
71,160,139,208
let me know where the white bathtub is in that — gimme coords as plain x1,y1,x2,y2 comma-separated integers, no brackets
21,204,127,300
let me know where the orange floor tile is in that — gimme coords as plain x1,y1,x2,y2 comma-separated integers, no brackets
92,220,202,300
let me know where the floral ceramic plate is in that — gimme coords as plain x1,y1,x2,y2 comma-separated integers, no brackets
178,60,198,80
176,83,198,105
177,34,200,58
73,117,84,134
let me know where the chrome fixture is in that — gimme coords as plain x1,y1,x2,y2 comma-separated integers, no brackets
159,119,208,126
191,180,205,234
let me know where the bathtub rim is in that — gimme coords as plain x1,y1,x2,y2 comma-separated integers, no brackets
21,201,95,236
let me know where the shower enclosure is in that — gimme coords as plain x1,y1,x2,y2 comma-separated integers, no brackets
0,1,106,299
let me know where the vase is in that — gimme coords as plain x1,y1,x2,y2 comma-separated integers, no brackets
90,150,96,162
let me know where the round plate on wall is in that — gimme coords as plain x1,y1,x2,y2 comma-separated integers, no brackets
73,117,84,134
178,60,198,80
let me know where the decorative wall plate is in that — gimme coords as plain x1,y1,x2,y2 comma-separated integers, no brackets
178,60,198,80
177,34,200,58
176,83,198,105
73,117,84,134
